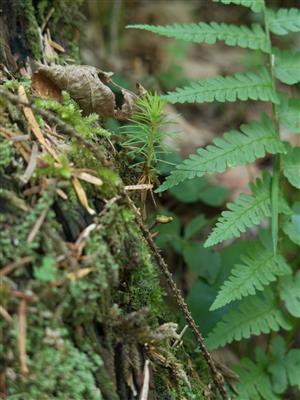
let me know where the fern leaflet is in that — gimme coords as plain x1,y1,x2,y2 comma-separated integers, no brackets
128,23,269,53
274,49,300,85
235,350,278,400
210,241,291,311
156,113,286,192
206,289,292,350
204,175,270,247
267,8,300,36
162,68,278,105
212,0,263,13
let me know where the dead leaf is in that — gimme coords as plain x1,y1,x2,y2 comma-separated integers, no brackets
66,267,95,281
114,88,137,121
18,85,60,160
35,64,116,118
72,177,95,215
35,64,139,120
75,171,103,186
20,142,39,184
32,71,63,102
27,207,49,243
18,299,29,375
44,32,57,64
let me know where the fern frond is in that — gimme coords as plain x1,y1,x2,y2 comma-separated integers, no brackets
204,174,271,247
213,0,263,13
279,271,300,318
283,147,300,189
162,68,278,105
206,289,291,349
210,242,291,310
267,8,300,36
235,351,278,400
128,23,269,53
156,114,286,192
274,49,300,85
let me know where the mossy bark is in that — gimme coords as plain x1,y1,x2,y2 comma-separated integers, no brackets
0,2,214,399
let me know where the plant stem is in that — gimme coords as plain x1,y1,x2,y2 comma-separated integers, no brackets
262,0,281,255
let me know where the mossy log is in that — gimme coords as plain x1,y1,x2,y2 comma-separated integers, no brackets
0,2,214,399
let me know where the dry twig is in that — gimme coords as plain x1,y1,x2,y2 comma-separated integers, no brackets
124,192,228,400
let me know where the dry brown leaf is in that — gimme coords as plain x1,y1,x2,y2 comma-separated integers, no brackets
49,39,65,53
72,177,95,215
66,267,95,281
114,88,137,121
44,32,57,64
35,64,138,120
18,299,29,375
27,207,49,243
75,171,103,186
20,142,39,184
35,64,115,118
18,85,60,161
32,71,63,102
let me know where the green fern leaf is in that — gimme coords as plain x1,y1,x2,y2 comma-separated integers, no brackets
283,147,300,189
206,289,291,349
267,8,300,35
162,68,278,105
213,0,263,13
210,242,291,311
274,49,300,85
156,113,285,192
235,350,279,400
204,174,271,247
128,23,269,52
279,271,300,318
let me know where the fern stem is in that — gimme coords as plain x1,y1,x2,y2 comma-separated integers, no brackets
262,0,281,255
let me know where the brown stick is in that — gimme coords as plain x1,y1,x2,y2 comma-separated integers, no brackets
125,192,228,399
0,256,33,277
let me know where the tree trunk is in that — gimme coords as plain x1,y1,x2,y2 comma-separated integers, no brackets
0,2,213,399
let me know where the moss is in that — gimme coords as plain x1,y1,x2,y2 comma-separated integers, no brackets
0,188,55,265
8,327,102,400
18,0,42,60
122,209,165,318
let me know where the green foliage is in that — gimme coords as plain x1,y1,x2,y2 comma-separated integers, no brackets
128,23,269,53
204,174,271,247
279,271,300,318
213,0,263,13
278,94,300,134
162,68,278,105
267,8,300,36
156,114,286,192
131,0,300,395
34,91,110,140
282,146,300,189
283,202,300,245
234,348,278,400
206,289,291,349
121,92,170,171
0,138,13,172
274,49,300,85
169,176,229,206
36,154,72,180
34,256,58,282
9,336,102,400
210,241,291,310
